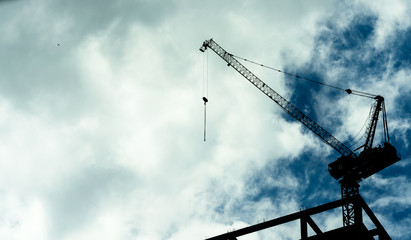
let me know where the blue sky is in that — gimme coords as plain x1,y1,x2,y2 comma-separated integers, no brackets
0,0,410,239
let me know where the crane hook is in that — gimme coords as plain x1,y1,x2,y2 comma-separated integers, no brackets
203,97,208,141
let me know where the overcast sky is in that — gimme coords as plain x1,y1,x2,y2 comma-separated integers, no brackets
0,0,410,239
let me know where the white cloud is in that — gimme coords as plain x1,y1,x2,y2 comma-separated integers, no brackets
0,0,409,239
0,195,49,240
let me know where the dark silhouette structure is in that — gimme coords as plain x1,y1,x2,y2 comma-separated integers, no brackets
200,39,401,239
205,195,390,240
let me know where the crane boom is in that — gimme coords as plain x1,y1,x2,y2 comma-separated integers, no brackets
200,39,355,157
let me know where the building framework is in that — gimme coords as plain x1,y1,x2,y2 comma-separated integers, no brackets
205,195,391,240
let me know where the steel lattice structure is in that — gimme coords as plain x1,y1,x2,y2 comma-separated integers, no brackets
200,39,355,157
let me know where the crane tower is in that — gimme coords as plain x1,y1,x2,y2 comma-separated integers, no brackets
200,38,401,239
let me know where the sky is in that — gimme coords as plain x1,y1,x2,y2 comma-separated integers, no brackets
0,0,410,239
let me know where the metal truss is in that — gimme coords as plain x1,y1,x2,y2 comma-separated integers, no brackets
205,194,390,240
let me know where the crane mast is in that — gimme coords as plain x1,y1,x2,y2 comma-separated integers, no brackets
366,96,390,149
200,39,355,157
364,96,384,150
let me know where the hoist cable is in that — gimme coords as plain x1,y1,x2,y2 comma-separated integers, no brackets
206,49,209,97
203,100,207,141
347,105,374,150
231,54,378,98
202,51,205,97
202,50,209,141
231,52,382,149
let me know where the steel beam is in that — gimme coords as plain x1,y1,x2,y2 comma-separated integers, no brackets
205,198,349,240
205,195,391,240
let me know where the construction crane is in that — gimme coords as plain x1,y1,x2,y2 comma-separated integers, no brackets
200,38,401,227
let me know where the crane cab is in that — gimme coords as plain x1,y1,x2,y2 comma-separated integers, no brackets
328,155,357,180
356,142,401,180
328,142,401,181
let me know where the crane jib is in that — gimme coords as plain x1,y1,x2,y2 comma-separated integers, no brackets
200,39,355,157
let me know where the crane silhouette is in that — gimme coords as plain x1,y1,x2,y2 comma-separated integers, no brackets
200,38,401,228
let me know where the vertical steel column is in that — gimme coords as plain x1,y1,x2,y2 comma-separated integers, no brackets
300,217,308,239
341,179,361,226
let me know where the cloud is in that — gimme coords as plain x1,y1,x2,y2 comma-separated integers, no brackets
0,0,410,240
